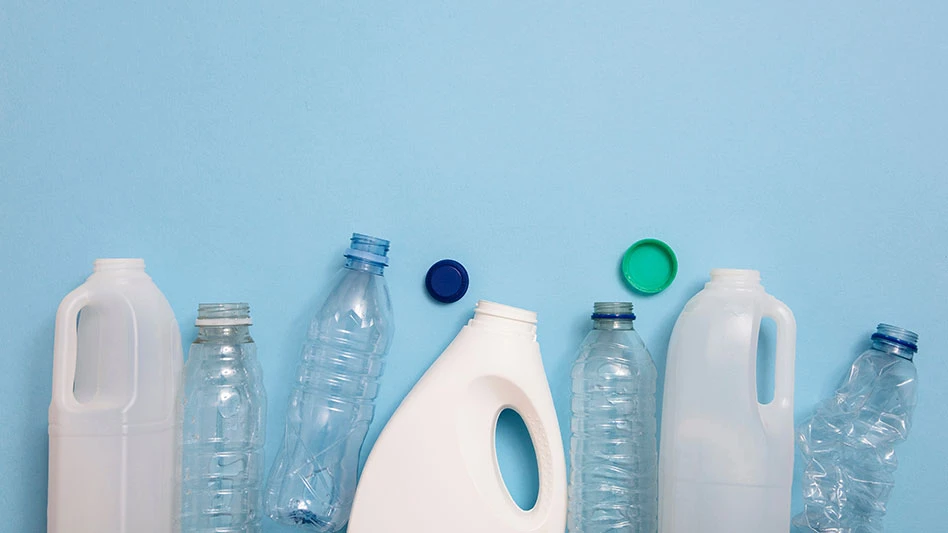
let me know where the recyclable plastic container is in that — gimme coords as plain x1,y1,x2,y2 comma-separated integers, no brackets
568,302,658,533
658,269,796,533
265,233,394,531
348,300,567,533
793,324,920,533
48,258,183,533
179,303,267,533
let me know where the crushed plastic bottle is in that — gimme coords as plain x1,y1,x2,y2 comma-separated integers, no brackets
265,233,394,532
568,302,658,533
793,324,920,533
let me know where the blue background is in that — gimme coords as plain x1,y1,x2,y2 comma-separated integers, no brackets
2,2,946,531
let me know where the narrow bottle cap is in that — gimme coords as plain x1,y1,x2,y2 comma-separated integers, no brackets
425,259,469,303
621,238,678,294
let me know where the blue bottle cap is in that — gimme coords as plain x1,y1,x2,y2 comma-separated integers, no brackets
425,259,469,303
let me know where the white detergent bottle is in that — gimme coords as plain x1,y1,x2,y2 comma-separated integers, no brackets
658,269,796,533
348,300,567,533
48,259,183,533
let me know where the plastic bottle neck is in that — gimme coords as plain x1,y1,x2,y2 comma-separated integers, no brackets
343,233,390,276
345,257,386,275
706,268,763,290
194,303,254,345
470,300,537,339
591,302,635,330
196,325,253,344
870,324,918,361
92,258,149,277
594,319,635,331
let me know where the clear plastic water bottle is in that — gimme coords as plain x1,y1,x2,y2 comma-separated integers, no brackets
179,303,267,533
793,324,920,533
265,233,394,532
568,302,658,533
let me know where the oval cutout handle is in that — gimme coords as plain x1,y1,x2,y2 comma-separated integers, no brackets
488,379,562,530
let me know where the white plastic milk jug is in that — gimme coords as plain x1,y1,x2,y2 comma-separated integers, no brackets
348,300,567,533
658,269,796,533
48,259,183,533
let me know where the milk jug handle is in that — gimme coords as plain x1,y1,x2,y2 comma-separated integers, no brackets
759,295,796,409
52,286,138,412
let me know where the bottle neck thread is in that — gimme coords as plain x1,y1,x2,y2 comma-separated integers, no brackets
592,302,635,330
345,257,386,275
871,323,918,361
92,258,147,275
471,300,537,338
707,268,763,289
195,304,253,342
344,233,390,275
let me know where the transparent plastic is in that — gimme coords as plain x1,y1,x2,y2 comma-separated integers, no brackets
568,302,658,533
179,303,267,533
265,234,394,532
793,324,920,533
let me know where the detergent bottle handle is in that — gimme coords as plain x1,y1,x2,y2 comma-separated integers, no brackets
757,294,796,422
52,284,138,415
483,374,562,530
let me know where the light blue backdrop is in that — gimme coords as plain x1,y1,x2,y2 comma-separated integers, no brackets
2,2,946,531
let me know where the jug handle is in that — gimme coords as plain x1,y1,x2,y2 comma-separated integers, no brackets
759,295,796,412
52,286,138,413
486,380,563,530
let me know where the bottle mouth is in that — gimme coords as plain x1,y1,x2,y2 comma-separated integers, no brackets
709,268,761,283
872,323,918,353
474,300,537,325
93,258,146,272
196,303,252,326
591,302,636,320
345,233,390,266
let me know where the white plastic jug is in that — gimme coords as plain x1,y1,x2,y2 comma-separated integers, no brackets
658,269,796,533
48,259,183,533
348,300,567,533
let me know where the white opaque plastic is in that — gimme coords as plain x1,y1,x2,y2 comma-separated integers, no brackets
48,259,183,533
658,269,796,533
348,300,567,533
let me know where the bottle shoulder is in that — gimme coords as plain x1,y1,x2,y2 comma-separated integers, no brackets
852,349,918,383
307,269,395,351
185,345,264,386
572,330,657,383
575,330,653,362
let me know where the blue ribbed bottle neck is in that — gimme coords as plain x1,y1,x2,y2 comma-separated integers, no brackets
592,302,636,330
344,233,390,275
871,323,918,361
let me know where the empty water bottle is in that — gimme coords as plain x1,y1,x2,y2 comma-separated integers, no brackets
568,302,658,533
793,324,920,533
179,303,267,532
265,233,394,532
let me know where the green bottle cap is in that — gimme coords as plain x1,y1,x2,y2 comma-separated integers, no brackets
621,238,678,294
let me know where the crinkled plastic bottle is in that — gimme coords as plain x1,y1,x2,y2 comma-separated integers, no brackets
568,302,658,533
265,233,393,532
179,303,267,533
793,324,920,533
